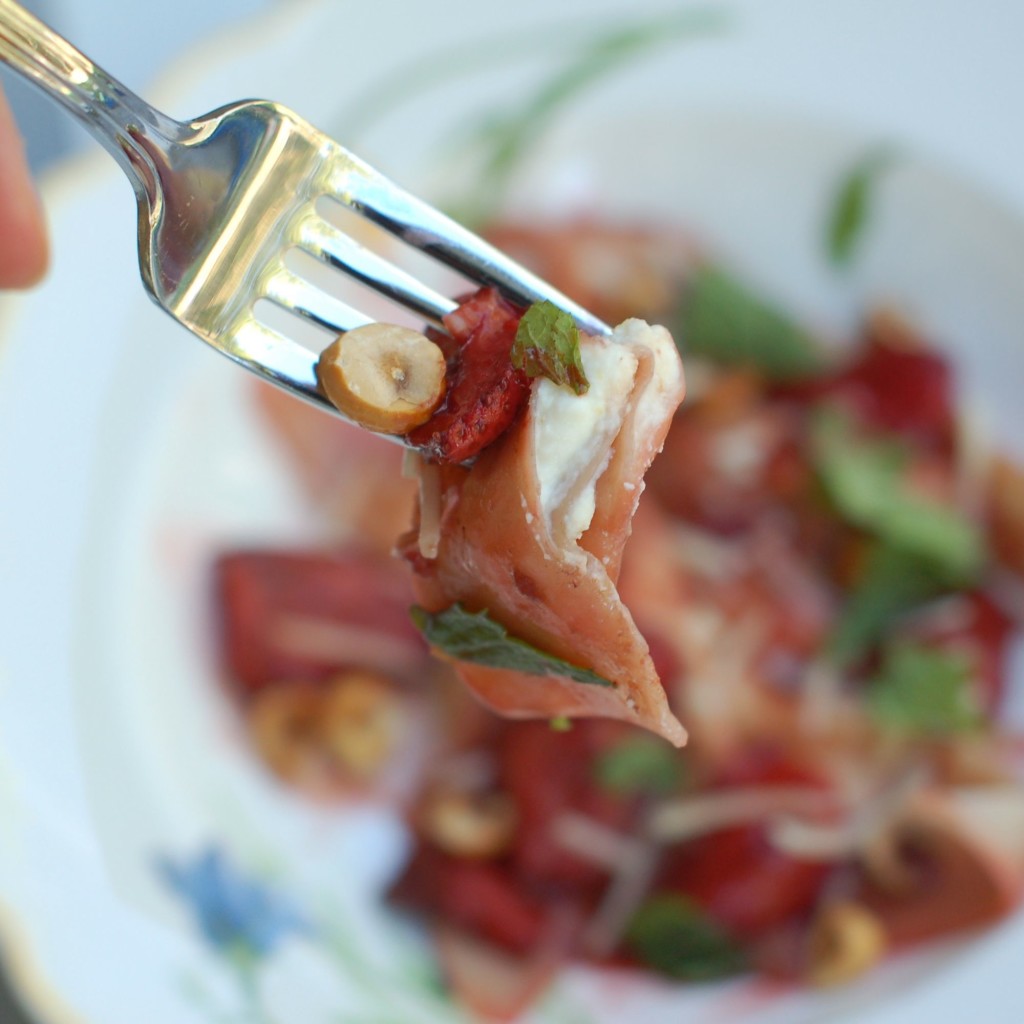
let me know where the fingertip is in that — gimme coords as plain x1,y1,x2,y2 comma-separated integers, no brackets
0,86,49,289
0,203,49,289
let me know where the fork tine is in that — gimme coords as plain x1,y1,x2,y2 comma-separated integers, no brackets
225,319,325,403
300,216,457,327
330,160,611,337
265,269,373,335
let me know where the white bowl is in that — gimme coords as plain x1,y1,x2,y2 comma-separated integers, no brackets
0,2,1022,1021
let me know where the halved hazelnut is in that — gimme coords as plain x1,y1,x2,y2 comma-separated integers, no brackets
807,902,887,987
320,671,405,778
421,789,518,859
316,323,446,434
247,683,331,789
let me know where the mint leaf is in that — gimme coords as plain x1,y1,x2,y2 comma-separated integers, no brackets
676,265,826,381
810,406,906,520
625,895,747,981
343,10,728,220
457,10,729,215
811,406,985,583
868,642,982,735
827,145,898,267
593,736,683,796
511,301,589,394
828,542,947,667
410,604,614,687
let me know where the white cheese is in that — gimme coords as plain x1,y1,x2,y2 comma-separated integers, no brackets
532,319,682,548
533,331,638,541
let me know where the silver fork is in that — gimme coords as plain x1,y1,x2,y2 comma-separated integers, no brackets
0,0,609,426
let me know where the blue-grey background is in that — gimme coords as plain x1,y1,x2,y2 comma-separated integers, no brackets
2,0,273,172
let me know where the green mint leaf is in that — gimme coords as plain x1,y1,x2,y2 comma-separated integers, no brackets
625,895,747,981
828,542,947,667
810,406,907,521
593,736,684,796
410,604,614,688
676,265,826,381
811,406,985,583
457,10,729,217
511,301,589,394
339,9,728,222
867,642,983,736
827,145,899,268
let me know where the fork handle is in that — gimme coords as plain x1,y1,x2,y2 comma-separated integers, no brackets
0,0,183,191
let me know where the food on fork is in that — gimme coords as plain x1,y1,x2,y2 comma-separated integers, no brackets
312,284,686,743
401,294,686,744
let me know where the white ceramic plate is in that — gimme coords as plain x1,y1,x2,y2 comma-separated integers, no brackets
1,2,1023,1022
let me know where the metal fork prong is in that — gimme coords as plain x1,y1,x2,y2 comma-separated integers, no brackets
265,269,374,335
300,217,457,327
226,319,325,405
335,167,611,338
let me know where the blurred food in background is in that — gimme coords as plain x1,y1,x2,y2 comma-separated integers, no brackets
212,209,1024,1017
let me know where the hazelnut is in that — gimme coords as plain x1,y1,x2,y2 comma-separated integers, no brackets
320,671,405,778
422,789,517,859
316,323,446,434
247,683,330,789
808,902,887,987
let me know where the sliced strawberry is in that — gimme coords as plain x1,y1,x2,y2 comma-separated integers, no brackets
498,720,638,892
389,845,552,954
656,753,834,939
784,312,954,451
658,823,832,940
214,548,424,696
408,288,530,464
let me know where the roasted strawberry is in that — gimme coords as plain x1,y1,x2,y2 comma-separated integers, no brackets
782,310,954,451
389,845,553,955
498,720,638,893
214,548,425,696
409,288,530,464
656,753,834,939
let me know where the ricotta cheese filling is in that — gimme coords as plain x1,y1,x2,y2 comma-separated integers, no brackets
533,324,641,543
